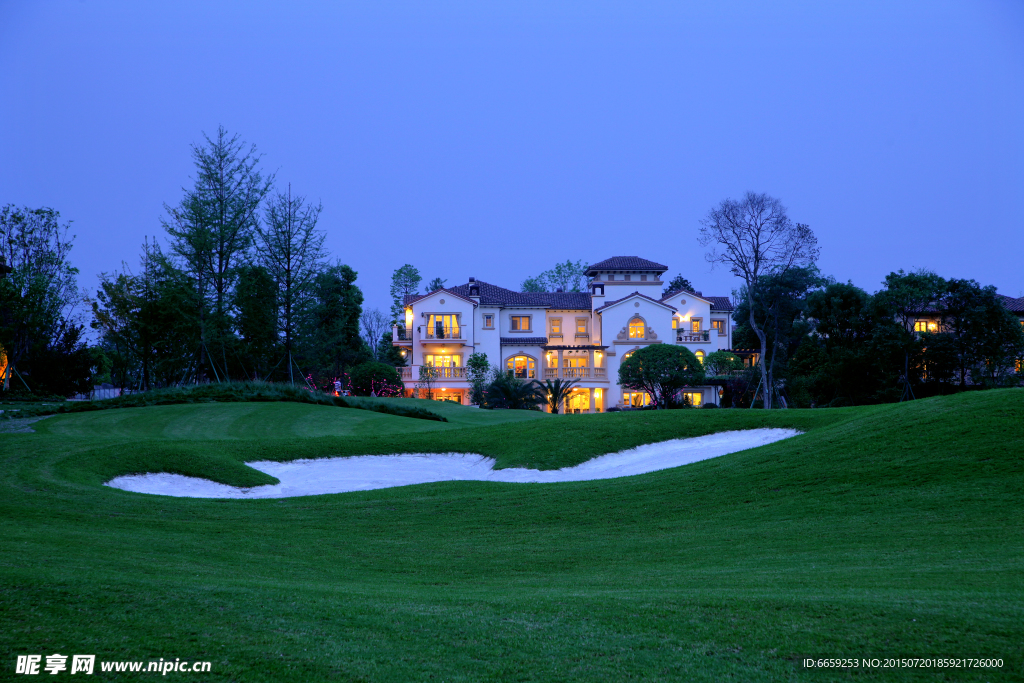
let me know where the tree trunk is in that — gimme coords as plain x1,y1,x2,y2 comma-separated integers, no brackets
749,302,771,409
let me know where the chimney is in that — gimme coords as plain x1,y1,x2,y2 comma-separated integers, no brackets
469,277,475,282
556,287,563,292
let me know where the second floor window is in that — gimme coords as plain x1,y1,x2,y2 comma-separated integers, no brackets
511,315,531,331
576,319,588,336
711,319,725,334
691,318,702,333
483,314,494,329
427,314,460,338
550,319,562,336
914,320,938,333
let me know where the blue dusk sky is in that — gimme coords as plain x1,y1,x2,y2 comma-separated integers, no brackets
1,0,1022,318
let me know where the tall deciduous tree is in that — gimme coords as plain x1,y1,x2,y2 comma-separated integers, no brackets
699,192,818,408
257,184,325,360
359,308,391,361
390,264,421,325
163,126,273,379
874,270,946,399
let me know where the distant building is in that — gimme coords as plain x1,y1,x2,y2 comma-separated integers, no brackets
392,256,735,411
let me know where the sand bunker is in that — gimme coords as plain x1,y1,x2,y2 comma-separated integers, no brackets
106,428,800,499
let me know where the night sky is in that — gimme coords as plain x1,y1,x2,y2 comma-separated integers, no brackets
2,1,1022,318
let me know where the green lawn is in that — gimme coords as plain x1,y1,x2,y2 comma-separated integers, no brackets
1,391,1022,681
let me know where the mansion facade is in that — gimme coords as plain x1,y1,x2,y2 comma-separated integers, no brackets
392,256,736,412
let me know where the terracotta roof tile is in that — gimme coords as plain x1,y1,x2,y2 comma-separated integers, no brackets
500,337,549,345
586,256,667,274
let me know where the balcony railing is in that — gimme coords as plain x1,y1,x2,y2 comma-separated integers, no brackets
677,330,710,343
393,326,413,341
541,367,607,380
423,328,463,340
426,366,465,379
398,366,412,379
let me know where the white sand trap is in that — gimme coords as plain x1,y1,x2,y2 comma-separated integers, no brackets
106,428,800,499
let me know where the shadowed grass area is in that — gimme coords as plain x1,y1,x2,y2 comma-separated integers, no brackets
1,390,1022,681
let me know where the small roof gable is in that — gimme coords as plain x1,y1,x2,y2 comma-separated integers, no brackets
661,289,734,312
403,288,477,307
594,291,677,314
586,256,668,275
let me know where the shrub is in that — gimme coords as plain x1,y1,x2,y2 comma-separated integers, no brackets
347,362,404,397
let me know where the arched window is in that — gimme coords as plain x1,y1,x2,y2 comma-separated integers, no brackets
695,350,705,365
628,317,645,339
506,355,536,379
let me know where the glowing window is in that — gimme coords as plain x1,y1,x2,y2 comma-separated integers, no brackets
624,391,651,407
483,314,494,329
682,391,703,407
628,317,645,338
506,355,536,379
711,319,725,334
511,315,531,331
550,319,562,336
691,318,702,333
695,350,705,365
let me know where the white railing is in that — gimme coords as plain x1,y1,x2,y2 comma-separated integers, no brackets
541,367,607,380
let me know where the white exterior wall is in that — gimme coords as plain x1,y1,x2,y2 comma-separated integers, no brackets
396,265,733,408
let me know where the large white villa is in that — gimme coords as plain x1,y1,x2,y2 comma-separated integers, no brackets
392,256,736,411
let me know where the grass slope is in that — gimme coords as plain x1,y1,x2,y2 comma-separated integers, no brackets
1,391,1022,681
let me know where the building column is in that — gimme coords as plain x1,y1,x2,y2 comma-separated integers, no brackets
588,387,595,414
556,349,564,379
588,349,594,378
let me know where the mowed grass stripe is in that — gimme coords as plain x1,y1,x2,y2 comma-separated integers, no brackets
1,390,1022,681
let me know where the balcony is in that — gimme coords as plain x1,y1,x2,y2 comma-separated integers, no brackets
426,366,466,379
393,326,413,341
676,329,710,343
423,328,464,341
541,367,607,380
398,366,412,379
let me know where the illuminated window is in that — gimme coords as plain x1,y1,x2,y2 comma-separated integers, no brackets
691,318,702,333
695,350,705,365
510,315,531,331
624,391,651,407
427,314,460,339
672,318,679,329
425,354,461,378
711,319,725,335
914,321,928,332
404,307,413,329
483,314,494,329
628,317,645,338
682,391,703,407
576,318,588,336
550,318,562,336
506,355,536,379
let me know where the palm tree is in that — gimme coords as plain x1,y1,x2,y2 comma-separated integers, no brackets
485,371,544,410
538,377,580,414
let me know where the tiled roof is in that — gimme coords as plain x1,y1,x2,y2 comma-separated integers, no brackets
707,296,734,312
594,291,677,313
998,294,1024,313
500,337,549,345
586,256,668,274
661,289,734,312
447,280,591,309
403,288,478,306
